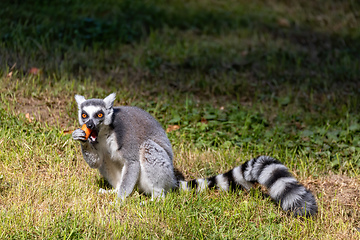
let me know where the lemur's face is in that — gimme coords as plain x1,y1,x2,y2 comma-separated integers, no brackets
75,93,116,143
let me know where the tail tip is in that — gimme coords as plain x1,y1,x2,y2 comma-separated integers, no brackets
291,192,318,218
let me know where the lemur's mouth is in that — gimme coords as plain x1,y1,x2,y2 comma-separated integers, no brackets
89,130,98,143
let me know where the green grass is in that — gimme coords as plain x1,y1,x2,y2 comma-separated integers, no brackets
1,0,360,239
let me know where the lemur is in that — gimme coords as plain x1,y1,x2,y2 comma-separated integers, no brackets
72,93,317,217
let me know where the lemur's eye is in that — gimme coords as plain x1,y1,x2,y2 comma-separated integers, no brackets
97,113,103,118
82,113,87,118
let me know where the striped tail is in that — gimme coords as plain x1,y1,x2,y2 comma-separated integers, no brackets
179,155,317,217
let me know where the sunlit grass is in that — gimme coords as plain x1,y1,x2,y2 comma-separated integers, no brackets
1,75,359,238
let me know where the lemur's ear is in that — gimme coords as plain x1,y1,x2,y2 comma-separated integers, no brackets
75,95,86,107
104,93,116,109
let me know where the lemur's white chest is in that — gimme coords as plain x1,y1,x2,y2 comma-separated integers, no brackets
96,130,124,164
95,129,125,189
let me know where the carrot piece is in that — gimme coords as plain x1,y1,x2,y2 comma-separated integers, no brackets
81,124,92,140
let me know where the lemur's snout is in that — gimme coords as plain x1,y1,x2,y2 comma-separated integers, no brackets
86,120,95,130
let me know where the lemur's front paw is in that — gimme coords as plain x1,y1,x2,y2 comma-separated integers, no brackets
72,128,86,142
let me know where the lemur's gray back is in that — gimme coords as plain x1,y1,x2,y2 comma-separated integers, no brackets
73,93,317,217
111,106,174,161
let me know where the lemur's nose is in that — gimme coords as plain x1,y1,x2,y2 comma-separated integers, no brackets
86,120,95,130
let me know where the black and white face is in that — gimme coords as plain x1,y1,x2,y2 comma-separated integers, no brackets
79,104,106,128
75,93,116,142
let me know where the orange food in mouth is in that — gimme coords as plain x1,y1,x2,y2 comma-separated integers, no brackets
81,124,92,140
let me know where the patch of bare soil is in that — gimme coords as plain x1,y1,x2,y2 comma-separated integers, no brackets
11,95,75,129
307,174,360,210
305,173,360,232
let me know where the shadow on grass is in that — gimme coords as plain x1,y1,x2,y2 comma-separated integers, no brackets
96,176,113,191
1,0,359,96
1,0,260,45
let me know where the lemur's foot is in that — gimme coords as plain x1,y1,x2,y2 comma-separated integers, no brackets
98,188,117,194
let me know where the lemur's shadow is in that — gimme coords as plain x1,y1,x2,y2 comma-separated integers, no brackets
96,177,112,191
95,167,185,191
96,172,290,216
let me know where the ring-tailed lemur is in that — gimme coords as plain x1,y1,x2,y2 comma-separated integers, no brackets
72,93,317,217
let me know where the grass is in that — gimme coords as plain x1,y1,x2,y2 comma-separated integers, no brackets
1,0,360,239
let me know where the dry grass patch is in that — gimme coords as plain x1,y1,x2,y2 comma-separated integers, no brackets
307,174,360,237
4,93,74,129
12,96,73,128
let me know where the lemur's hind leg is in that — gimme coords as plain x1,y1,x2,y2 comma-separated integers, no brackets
138,140,178,201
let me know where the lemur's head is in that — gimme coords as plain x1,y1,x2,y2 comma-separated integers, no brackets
75,93,116,142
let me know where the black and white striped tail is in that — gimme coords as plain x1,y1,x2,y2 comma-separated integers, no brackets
179,155,317,217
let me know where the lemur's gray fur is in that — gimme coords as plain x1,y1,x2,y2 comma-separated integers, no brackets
72,93,317,217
